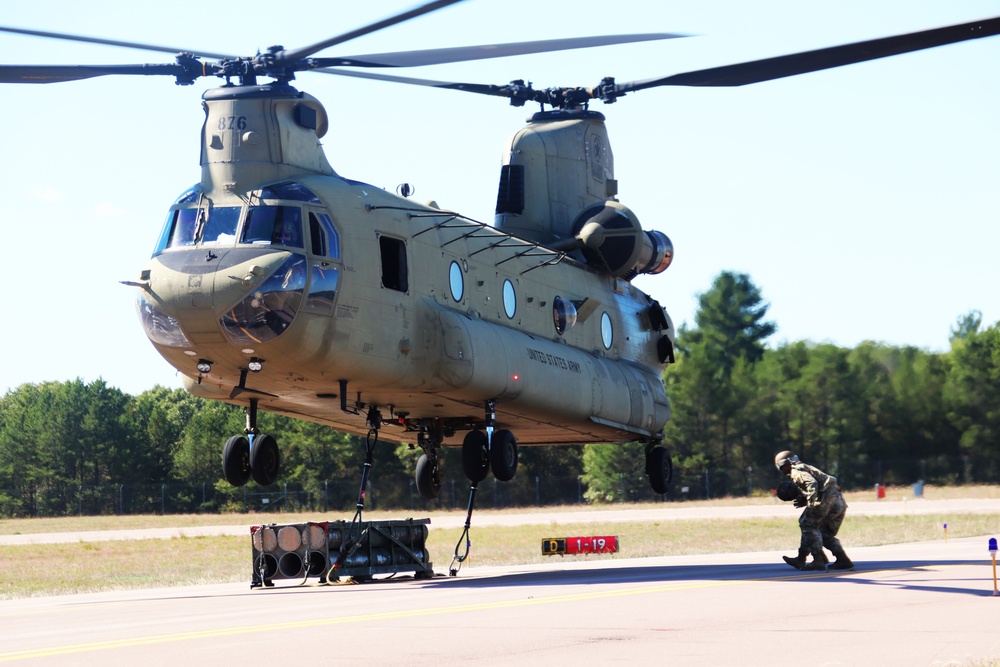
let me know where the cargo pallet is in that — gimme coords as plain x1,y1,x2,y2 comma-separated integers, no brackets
250,518,433,588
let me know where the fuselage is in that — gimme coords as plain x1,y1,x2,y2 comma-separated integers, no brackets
133,83,674,449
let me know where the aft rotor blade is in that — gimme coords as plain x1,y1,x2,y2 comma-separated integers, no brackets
0,62,188,84
311,33,687,68
616,15,1000,92
0,25,235,60
278,0,466,62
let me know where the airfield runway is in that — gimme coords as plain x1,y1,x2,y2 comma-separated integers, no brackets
3,502,1000,666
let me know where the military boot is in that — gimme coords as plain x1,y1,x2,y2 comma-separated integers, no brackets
782,547,808,570
800,550,829,571
828,547,855,571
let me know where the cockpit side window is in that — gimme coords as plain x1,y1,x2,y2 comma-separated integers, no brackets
161,208,198,251
241,206,304,248
308,211,340,258
154,184,203,254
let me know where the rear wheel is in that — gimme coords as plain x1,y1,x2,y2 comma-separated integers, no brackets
462,430,490,482
489,429,518,482
646,446,672,494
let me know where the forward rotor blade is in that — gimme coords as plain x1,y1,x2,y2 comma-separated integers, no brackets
0,25,235,60
0,63,187,84
311,33,687,68
314,66,513,100
277,0,466,62
616,15,1000,92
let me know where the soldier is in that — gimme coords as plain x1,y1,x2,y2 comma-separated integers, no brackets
774,451,854,571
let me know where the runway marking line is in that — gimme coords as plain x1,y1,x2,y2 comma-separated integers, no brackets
0,578,750,661
0,563,971,662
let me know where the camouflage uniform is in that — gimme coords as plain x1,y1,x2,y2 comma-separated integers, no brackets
789,460,847,559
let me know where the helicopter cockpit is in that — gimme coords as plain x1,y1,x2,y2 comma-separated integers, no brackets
139,181,341,349
150,182,338,253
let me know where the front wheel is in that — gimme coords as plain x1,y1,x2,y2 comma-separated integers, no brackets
415,454,441,500
250,434,280,486
222,435,251,487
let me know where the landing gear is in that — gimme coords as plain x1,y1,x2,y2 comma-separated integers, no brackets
415,453,441,499
461,430,489,483
457,403,520,484
250,433,280,487
222,435,251,486
414,424,443,500
459,429,518,483
449,401,518,577
489,429,518,482
221,398,280,487
645,444,673,494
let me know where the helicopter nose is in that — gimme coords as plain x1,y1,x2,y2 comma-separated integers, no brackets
219,253,308,346
137,249,306,350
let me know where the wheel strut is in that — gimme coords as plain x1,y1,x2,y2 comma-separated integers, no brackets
449,399,498,576
245,398,259,434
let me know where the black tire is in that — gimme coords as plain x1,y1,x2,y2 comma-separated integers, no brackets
647,446,673,494
462,430,490,482
414,454,441,500
250,433,280,486
489,429,518,482
222,435,251,487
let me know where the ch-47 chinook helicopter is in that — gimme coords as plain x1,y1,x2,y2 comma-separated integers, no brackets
3,2,998,504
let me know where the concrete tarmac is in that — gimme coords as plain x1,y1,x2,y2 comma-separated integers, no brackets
3,502,1000,666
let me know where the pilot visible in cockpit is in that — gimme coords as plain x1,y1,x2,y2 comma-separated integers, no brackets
277,218,303,248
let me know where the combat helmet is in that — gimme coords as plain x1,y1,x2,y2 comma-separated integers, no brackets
774,450,796,471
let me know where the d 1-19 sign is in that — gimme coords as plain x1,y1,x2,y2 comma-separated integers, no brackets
542,536,619,556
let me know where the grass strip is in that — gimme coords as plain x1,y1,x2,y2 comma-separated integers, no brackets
2,511,997,600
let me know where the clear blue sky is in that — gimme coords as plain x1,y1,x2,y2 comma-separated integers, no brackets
2,0,998,396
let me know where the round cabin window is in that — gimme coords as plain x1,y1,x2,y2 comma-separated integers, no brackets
601,312,613,349
503,279,516,319
449,261,464,302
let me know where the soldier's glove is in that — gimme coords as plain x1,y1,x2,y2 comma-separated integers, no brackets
793,497,807,508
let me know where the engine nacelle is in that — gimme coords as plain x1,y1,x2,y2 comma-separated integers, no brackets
569,201,673,279
494,110,616,244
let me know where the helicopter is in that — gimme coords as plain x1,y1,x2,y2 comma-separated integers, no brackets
2,2,998,502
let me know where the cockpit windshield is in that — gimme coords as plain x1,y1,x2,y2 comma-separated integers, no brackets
153,205,241,254
241,206,304,248
201,206,241,246
154,182,329,257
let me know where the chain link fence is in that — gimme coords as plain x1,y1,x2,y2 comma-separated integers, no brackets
3,454,998,518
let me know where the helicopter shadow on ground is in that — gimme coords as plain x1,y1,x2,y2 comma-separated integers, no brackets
409,558,992,598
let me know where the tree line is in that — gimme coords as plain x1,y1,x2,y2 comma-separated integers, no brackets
1,271,998,516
